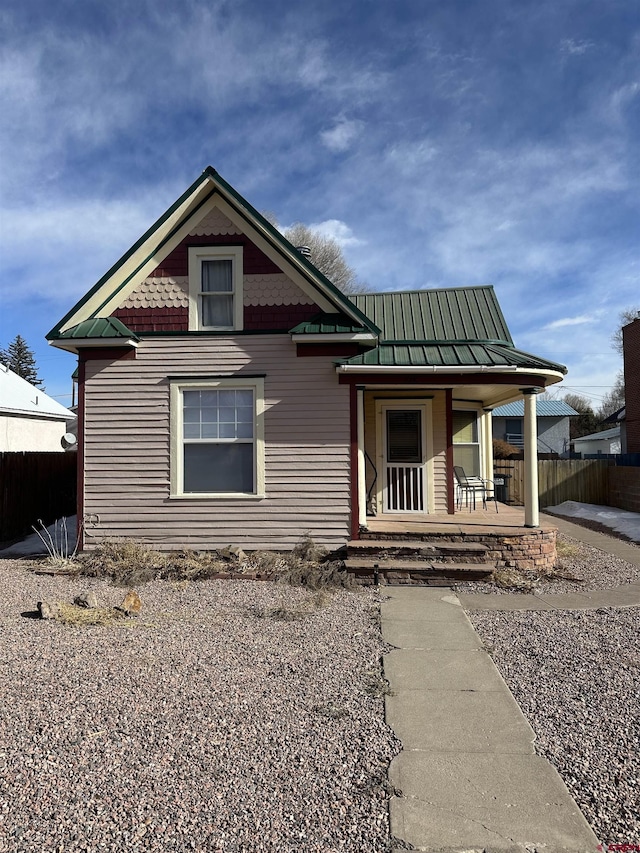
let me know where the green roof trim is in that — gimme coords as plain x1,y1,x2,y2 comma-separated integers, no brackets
336,342,567,373
58,317,139,340
349,287,513,345
289,313,369,335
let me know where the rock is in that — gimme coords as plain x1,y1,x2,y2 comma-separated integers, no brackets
221,545,247,561
117,590,142,617
73,591,98,609
37,601,63,620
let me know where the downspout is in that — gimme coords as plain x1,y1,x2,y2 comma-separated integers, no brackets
523,388,540,527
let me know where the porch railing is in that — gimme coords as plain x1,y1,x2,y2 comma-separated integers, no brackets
385,465,425,512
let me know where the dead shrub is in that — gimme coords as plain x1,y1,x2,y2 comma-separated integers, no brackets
79,540,167,586
292,534,328,563
492,438,521,459
47,602,129,627
491,566,537,590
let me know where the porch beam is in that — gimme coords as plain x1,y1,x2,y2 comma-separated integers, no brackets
357,387,367,530
523,388,540,527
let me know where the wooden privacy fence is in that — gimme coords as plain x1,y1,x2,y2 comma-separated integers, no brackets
494,459,611,507
0,452,77,542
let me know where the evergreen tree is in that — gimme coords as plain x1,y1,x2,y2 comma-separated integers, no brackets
0,335,45,388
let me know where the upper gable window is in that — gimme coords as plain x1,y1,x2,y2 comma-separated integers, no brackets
188,246,243,331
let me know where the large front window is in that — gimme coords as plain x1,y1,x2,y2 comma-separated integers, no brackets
171,378,264,497
452,410,480,476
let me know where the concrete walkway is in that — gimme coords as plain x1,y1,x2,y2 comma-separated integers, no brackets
382,587,600,851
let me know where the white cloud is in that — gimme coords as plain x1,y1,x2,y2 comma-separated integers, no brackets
320,118,364,152
542,314,598,331
306,218,364,247
560,38,596,57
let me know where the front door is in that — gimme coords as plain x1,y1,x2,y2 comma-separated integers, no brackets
380,403,427,513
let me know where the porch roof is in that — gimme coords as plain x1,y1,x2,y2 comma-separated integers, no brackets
336,341,567,373
289,312,369,335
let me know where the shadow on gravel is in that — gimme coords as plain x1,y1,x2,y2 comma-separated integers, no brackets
20,610,41,619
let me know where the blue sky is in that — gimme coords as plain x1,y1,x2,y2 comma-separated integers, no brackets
1,0,638,410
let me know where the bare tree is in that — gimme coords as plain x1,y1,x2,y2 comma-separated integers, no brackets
262,213,367,294
597,371,625,419
611,307,640,355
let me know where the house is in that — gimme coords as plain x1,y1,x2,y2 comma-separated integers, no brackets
573,426,621,457
622,317,640,453
47,167,566,551
0,364,76,452
492,399,578,456
603,406,626,453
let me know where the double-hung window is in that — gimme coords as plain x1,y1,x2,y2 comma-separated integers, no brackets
171,377,264,497
188,246,243,331
452,410,481,476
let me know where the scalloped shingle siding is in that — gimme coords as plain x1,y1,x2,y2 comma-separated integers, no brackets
189,209,241,236
121,278,189,309
243,274,315,306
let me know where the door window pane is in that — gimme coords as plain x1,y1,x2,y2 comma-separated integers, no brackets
387,411,422,463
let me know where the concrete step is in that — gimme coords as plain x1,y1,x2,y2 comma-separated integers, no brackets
344,558,495,585
347,539,489,560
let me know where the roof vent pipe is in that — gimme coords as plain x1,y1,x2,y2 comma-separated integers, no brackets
296,246,311,259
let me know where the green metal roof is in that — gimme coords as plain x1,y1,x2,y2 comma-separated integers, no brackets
58,317,138,340
289,313,369,335
337,342,567,373
349,287,512,344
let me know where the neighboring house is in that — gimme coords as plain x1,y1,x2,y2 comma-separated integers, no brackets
622,317,640,453
573,426,621,456
0,364,76,452
492,400,578,456
47,167,567,551
603,406,626,453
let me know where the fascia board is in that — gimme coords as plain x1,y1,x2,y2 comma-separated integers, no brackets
336,364,566,382
290,333,377,343
49,338,140,353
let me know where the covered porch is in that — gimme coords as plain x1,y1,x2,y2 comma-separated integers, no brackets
345,377,548,539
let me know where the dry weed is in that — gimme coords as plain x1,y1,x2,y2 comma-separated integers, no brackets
49,602,130,627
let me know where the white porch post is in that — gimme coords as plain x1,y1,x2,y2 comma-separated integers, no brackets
523,389,540,527
357,387,367,530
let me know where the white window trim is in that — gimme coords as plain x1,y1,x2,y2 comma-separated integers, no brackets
452,404,485,478
170,376,265,499
188,245,244,331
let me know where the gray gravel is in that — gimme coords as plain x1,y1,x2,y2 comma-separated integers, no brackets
455,532,640,595
468,606,640,843
0,561,400,852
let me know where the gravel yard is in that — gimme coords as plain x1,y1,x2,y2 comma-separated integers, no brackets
0,560,400,853
469,606,640,843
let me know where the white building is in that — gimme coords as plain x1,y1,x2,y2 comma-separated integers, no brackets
0,365,75,452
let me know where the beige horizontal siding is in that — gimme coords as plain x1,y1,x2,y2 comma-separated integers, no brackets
82,335,351,550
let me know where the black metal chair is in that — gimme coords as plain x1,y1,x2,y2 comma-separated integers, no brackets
453,466,498,512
